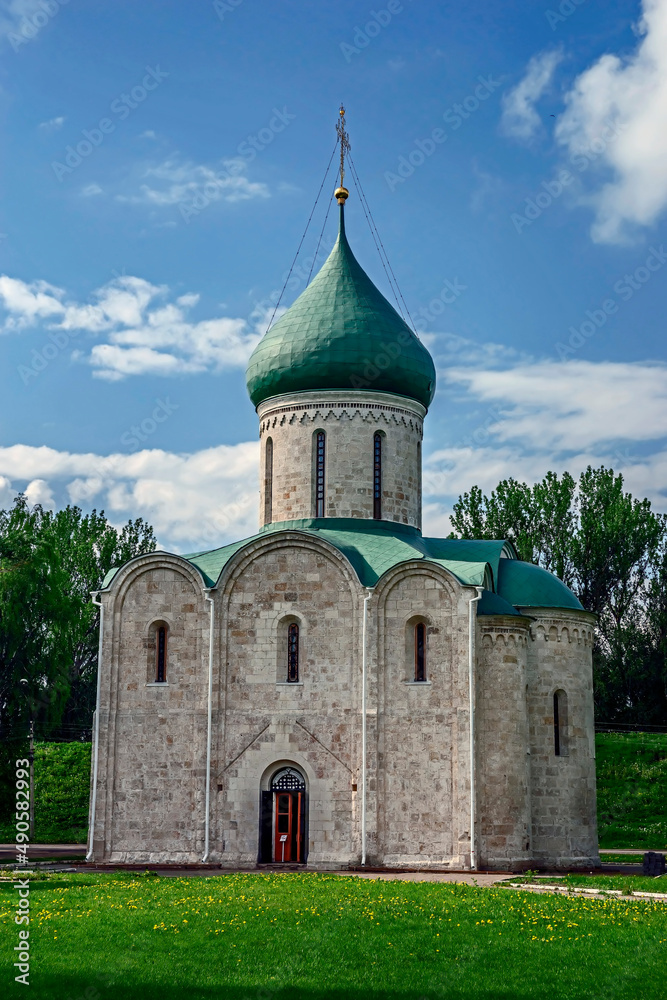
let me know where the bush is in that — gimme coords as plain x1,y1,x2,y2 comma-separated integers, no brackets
0,740,91,843
596,732,667,849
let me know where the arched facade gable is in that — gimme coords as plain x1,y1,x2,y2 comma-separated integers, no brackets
102,551,206,614
373,559,463,609
213,530,363,603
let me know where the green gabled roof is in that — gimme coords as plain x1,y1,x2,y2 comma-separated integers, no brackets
101,566,119,589
477,589,522,617
101,520,583,614
245,207,436,409
497,558,584,611
184,518,507,590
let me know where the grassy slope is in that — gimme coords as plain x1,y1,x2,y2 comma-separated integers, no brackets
596,732,667,849
1,872,666,1000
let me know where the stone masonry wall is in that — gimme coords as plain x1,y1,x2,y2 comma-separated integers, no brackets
375,565,475,868
91,556,210,863
92,545,599,870
257,390,425,529
210,534,362,867
477,620,532,869
524,611,598,866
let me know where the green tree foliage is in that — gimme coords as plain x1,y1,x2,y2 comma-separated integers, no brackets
0,497,76,738
0,498,155,818
451,466,667,724
48,506,157,733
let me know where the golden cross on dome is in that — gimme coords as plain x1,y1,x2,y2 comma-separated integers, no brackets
335,104,351,205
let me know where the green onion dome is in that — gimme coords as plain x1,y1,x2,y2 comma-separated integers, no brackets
246,207,436,409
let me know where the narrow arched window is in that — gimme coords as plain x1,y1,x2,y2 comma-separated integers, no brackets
264,437,273,526
373,432,382,520
156,625,167,683
287,623,299,683
415,622,426,682
554,690,568,756
315,431,326,518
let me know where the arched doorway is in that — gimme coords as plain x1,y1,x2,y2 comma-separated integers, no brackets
259,766,307,864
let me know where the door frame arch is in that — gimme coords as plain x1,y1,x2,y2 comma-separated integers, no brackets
258,761,308,864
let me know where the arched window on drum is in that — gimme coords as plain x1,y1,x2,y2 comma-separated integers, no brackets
264,437,273,526
373,431,383,520
314,430,326,518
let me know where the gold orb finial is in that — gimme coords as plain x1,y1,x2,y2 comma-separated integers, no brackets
335,186,349,205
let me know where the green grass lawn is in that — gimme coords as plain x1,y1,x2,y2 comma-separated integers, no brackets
596,732,667,848
506,873,667,894
600,854,644,865
1,872,666,1000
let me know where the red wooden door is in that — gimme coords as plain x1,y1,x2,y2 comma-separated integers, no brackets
274,792,293,862
273,791,304,863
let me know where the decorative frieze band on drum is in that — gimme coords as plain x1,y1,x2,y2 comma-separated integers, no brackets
530,621,594,646
260,408,422,435
480,626,529,648
261,400,420,419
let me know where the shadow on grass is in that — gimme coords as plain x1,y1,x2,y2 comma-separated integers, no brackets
26,974,552,1000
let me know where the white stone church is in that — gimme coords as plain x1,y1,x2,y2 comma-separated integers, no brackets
88,187,598,871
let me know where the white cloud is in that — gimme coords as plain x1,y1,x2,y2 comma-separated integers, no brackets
0,474,14,508
117,156,270,208
0,275,65,330
24,478,55,508
555,0,667,243
81,183,103,197
418,355,667,527
444,359,667,451
39,116,65,132
501,49,562,140
423,440,667,529
2,349,665,551
0,273,265,379
469,160,504,214
0,441,260,552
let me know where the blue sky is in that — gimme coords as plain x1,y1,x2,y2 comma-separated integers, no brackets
1,0,666,550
